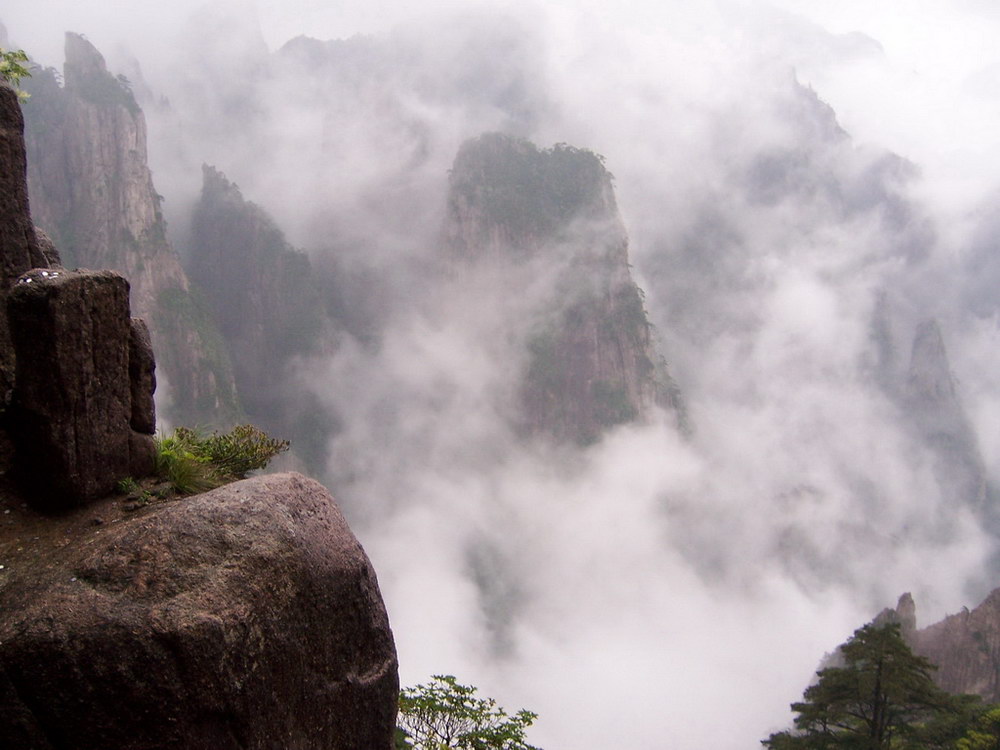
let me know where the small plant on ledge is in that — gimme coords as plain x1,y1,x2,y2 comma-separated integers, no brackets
152,424,290,497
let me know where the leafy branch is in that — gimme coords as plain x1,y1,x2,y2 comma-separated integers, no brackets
397,675,540,750
0,48,32,100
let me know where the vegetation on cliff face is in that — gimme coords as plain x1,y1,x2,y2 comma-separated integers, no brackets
187,165,334,471
956,707,1000,750
154,285,242,422
448,134,612,255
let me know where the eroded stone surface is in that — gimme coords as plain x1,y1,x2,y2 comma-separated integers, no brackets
0,472,399,750
6,269,152,506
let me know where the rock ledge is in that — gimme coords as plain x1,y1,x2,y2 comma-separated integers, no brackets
0,471,398,750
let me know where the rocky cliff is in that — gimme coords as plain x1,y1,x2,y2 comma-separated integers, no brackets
1,83,154,507
871,590,1000,703
187,165,334,470
0,80,399,747
21,33,240,424
0,81,55,412
445,133,684,443
0,473,398,750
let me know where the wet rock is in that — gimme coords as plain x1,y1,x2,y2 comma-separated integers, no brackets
0,472,399,749
0,86,57,416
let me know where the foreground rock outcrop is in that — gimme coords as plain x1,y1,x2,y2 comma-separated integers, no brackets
2,70,398,747
6,269,156,505
0,472,399,750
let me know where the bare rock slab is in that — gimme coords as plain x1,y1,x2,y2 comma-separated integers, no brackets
0,472,399,749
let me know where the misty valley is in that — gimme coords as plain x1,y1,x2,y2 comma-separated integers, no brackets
3,2,1000,748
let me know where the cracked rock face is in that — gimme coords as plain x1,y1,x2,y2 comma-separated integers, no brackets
6,269,155,507
0,87,48,285
0,472,399,750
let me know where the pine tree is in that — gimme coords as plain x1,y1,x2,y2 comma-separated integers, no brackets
763,623,966,749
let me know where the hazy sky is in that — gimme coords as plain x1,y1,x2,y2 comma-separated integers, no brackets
6,2,1000,748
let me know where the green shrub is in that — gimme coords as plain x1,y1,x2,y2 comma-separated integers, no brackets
154,428,221,495
0,48,31,100
153,424,289,496
198,424,291,478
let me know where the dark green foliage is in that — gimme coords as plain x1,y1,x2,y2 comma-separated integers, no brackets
197,424,291,478
920,695,991,750
395,727,414,749
450,133,612,254
763,623,973,750
115,476,142,495
397,675,540,750
154,424,289,496
154,429,221,495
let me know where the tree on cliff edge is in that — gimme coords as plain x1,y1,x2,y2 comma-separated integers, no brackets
397,675,540,750
0,48,31,98
763,623,969,749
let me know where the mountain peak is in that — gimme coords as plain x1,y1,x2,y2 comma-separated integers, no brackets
446,132,618,263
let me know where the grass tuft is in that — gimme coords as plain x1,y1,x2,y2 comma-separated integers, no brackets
153,424,289,496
